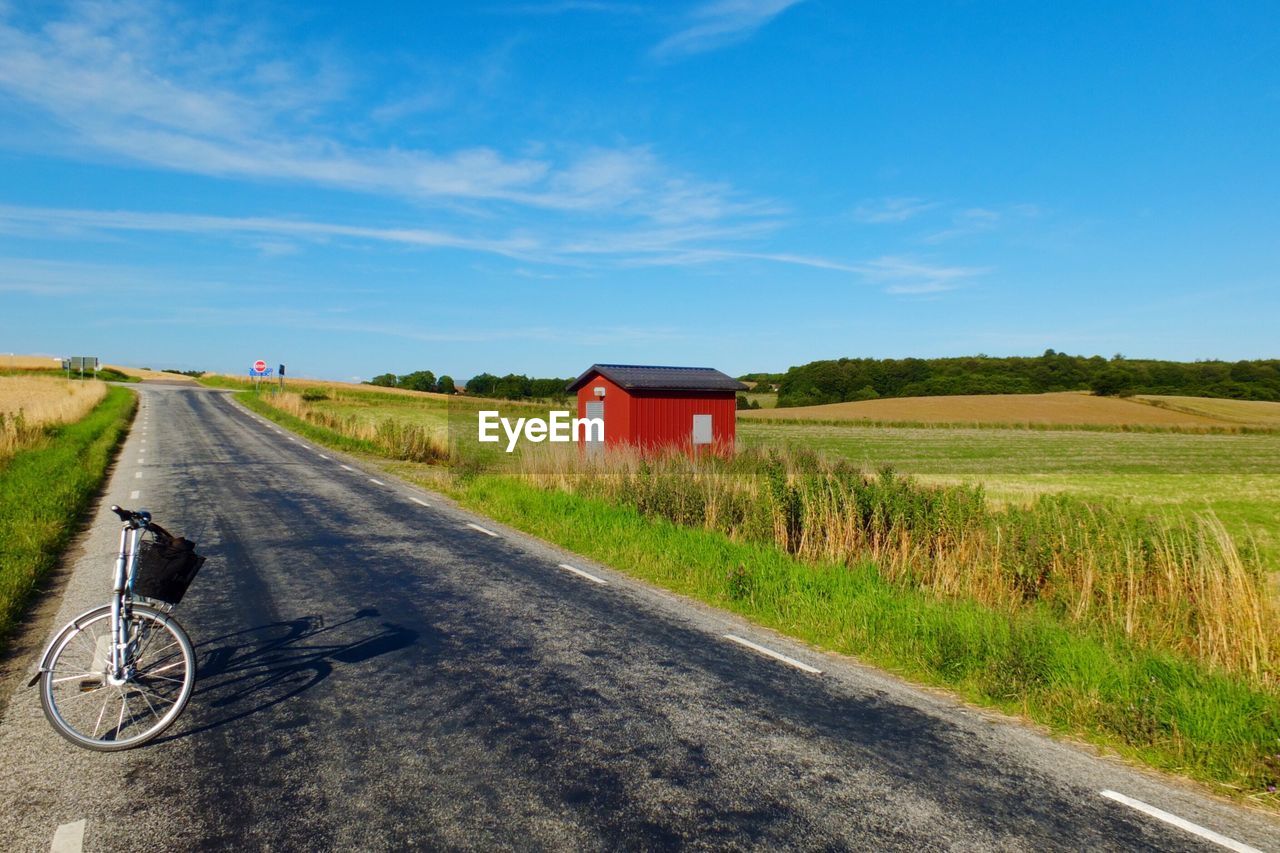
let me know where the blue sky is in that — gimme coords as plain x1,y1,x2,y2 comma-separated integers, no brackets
0,1,1277,381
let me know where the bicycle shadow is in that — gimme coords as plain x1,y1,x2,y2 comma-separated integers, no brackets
161,607,421,741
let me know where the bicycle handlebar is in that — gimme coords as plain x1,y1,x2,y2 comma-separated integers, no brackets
110,505,152,526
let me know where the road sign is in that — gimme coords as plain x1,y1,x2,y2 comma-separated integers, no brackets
253,359,267,373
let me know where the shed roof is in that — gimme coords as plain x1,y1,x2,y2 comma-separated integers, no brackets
567,364,748,393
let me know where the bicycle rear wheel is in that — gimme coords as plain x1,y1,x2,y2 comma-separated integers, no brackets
39,603,195,751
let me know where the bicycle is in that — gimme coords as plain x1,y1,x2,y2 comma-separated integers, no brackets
29,505,205,751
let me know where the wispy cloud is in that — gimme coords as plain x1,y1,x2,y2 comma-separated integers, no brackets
852,197,940,224
652,0,804,61
0,203,985,298
0,2,756,225
499,1,644,15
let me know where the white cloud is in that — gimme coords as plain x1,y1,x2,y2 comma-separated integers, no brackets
652,0,804,61
852,197,940,224
0,2,753,224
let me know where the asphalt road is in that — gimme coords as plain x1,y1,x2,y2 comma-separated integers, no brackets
1,383,1276,851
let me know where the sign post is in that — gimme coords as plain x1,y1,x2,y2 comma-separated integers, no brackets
249,359,273,390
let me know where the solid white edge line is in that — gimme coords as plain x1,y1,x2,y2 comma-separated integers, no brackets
369,478,385,485
1099,791,1261,853
466,523,499,537
723,634,822,674
410,497,430,507
558,563,608,585
50,818,86,853
340,464,354,471
129,490,140,500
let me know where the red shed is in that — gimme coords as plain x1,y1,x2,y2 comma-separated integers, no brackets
567,364,747,453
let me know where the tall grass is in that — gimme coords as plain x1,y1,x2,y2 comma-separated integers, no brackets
0,376,108,462
516,445,1279,684
263,391,450,463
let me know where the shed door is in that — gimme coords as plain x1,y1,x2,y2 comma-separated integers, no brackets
692,414,713,445
585,400,605,454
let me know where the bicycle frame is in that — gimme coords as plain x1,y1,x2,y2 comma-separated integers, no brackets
108,522,144,681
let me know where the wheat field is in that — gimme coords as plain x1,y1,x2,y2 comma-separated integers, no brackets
0,376,108,459
742,391,1258,428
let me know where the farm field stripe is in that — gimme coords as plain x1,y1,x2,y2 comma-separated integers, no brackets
558,563,607,585
1098,791,1260,853
466,523,499,537
723,634,822,674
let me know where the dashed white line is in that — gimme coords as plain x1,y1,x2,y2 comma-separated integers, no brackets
340,464,354,471
409,497,430,507
466,523,499,537
319,455,331,460
50,818,85,853
287,437,296,442
129,490,140,500
369,478,385,486
1099,791,1260,853
723,634,822,674
558,563,608,585
134,471,142,479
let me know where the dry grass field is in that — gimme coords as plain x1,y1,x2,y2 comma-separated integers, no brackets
0,376,107,460
742,391,1253,428
1139,395,1280,426
0,355,64,371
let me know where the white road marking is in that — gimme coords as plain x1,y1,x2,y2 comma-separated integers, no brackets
558,563,608,585
723,634,822,674
140,439,146,444
129,490,140,500
369,478,385,486
466,523,499,537
1099,791,1260,853
319,455,331,460
134,471,142,479
287,437,296,442
409,497,430,507
50,818,85,853
340,464,354,471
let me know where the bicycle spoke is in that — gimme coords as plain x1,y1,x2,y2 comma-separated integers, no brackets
50,672,97,684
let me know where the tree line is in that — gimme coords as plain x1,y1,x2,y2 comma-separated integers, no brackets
771,352,1280,407
364,370,572,401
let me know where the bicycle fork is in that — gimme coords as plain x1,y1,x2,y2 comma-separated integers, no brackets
106,525,137,685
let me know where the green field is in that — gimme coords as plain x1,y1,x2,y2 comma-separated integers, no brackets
740,421,1280,573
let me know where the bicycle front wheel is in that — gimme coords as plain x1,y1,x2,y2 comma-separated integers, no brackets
39,603,195,751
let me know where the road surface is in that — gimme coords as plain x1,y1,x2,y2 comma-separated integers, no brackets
0,383,1275,851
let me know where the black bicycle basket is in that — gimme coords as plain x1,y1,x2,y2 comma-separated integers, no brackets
132,531,206,605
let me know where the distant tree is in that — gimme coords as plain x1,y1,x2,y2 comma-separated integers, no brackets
367,373,398,388
464,373,498,397
1091,368,1128,397
736,394,750,410
398,370,437,393
436,375,456,394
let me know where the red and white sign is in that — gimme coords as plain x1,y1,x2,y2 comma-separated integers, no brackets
253,360,267,372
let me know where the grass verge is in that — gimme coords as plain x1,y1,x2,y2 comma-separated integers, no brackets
0,386,136,649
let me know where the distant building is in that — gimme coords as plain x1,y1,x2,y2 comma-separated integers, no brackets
566,364,747,453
